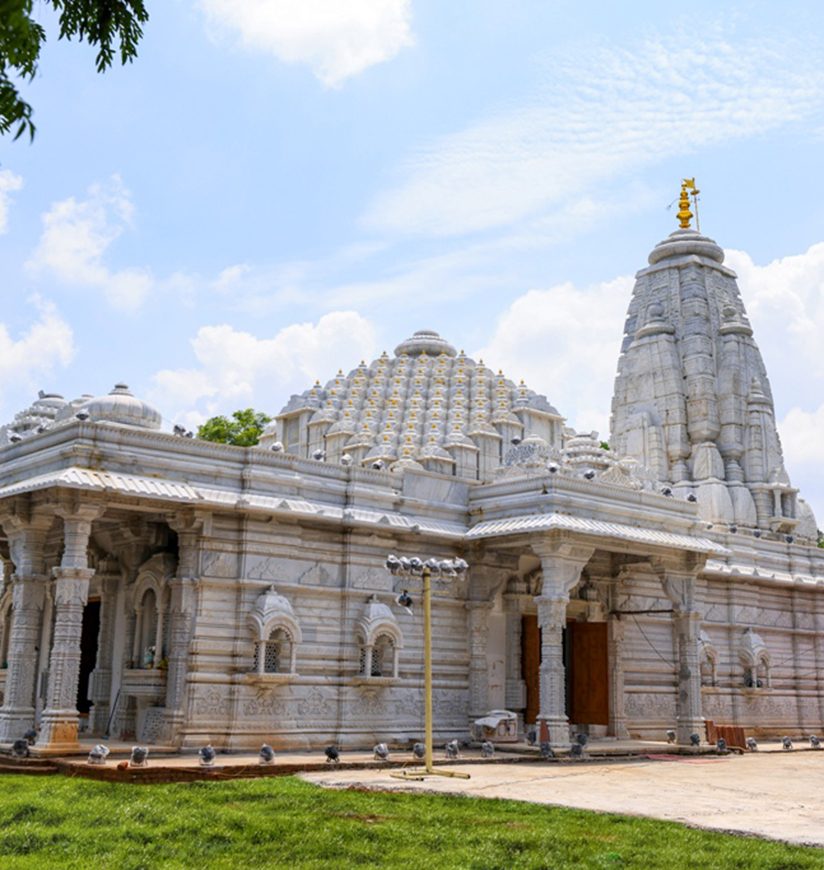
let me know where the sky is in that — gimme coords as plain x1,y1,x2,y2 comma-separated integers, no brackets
1,0,824,523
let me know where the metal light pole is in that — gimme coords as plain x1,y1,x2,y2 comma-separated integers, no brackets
386,555,470,781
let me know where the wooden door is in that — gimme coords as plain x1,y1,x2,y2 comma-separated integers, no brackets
569,622,609,726
521,615,540,725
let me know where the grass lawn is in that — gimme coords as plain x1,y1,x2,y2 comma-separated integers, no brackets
0,774,821,869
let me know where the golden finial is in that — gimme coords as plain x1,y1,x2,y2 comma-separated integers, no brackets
677,178,700,230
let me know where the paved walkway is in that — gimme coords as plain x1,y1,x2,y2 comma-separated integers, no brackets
301,750,824,847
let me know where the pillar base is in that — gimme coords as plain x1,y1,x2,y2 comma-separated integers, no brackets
35,711,81,753
677,719,705,746
538,716,570,746
0,707,36,742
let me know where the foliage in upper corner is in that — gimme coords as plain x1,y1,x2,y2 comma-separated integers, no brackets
0,0,148,140
197,409,273,448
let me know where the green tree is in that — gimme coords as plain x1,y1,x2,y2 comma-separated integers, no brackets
197,409,273,448
1,0,148,140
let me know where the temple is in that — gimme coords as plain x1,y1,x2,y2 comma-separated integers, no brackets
0,193,822,754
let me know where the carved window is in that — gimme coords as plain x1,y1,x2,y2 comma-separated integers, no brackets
253,626,296,676
371,634,394,677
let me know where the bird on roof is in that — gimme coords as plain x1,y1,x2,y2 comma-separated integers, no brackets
325,745,340,764
666,729,676,744
373,743,390,761
746,737,758,751
445,740,460,759
259,744,275,764
480,741,495,759
810,735,821,749
689,733,701,747
312,448,326,461
540,741,554,760
199,744,216,767
782,736,793,750
412,742,425,760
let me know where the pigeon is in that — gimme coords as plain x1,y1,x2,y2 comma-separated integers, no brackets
666,730,677,744
570,743,583,758
130,746,149,767
583,469,596,480
412,742,425,760
23,728,37,746
782,736,793,751
259,744,275,764
312,449,326,461
270,441,284,452
325,745,340,764
575,733,588,747
445,740,460,760
810,736,821,749
373,743,390,761
746,737,758,751
198,744,216,767
526,728,537,746
716,738,727,753
539,741,554,760
689,733,701,747
87,744,110,765
371,460,385,471
11,739,29,758
480,741,495,759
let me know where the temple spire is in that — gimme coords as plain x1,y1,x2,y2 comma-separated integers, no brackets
676,178,700,230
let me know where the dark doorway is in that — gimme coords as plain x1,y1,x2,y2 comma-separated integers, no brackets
567,621,609,726
521,615,540,725
77,599,100,715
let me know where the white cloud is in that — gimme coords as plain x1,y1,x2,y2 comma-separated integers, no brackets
365,31,824,237
26,176,153,312
0,298,74,408
475,276,633,438
199,0,414,87
150,311,378,421
0,169,23,234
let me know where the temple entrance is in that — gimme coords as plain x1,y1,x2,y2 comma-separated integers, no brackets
77,599,100,719
521,614,609,729
567,621,609,727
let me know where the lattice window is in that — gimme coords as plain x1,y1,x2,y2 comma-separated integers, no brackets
359,645,369,675
371,634,394,677
256,627,292,674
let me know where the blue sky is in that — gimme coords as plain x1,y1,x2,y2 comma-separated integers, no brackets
2,0,824,523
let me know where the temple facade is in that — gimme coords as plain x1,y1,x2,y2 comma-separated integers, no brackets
1,210,823,755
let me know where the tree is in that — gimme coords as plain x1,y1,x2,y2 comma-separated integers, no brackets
1,0,148,140
197,409,273,448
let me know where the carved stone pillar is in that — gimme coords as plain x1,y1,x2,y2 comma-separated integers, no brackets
533,541,593,744
467,602,492,719
503,603,526,712
164,512,203,743
36,508,101,752
89,573,119,734
607,617,629,738
0,510,51,741
654,558,705,745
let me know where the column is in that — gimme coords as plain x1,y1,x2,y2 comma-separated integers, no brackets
503,604,526,713
0,511,51,741
467,602,492,719
533,541,593,745
164,512,202,744
607,617,629,738
654,559,705,745
89,573,119,734
36,507,101,752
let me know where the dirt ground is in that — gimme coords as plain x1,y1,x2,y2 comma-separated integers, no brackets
301,750,824,847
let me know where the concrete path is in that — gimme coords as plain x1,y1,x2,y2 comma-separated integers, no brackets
301,751,824,848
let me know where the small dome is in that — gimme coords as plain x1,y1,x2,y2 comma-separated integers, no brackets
394,329,457,358
80,383,162,430
647,229,724,265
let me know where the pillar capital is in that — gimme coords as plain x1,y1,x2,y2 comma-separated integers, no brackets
532,539,593,599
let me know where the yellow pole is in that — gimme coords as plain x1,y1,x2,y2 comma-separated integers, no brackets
423,565,434,774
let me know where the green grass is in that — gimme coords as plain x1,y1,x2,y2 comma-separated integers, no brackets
0,774,820,869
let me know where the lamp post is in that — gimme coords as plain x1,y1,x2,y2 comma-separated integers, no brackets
385,554,470,781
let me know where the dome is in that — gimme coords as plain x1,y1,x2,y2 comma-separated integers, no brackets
80,383,162,430
393,329,457,358
277,329,565,479
647,229,724,265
